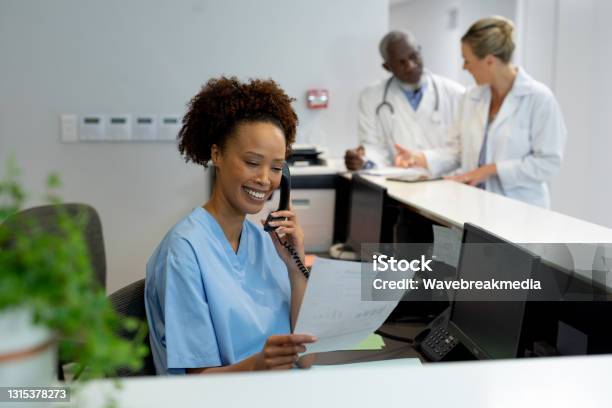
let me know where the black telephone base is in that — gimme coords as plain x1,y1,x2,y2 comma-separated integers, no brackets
415,308,475,362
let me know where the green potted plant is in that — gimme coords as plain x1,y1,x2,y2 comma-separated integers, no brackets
0,158,147,387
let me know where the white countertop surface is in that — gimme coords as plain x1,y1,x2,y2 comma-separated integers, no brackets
351,174,612,244
76,354,612,408
72,170,612,407
289,159,344,176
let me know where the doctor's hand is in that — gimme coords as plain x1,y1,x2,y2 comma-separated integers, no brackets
445,164,497,186
254,334,317,370
344,145,366,170
262,206,305,271
394,144,427,169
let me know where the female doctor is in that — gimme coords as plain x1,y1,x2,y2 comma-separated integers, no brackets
396,16,567,208
145,77,316,374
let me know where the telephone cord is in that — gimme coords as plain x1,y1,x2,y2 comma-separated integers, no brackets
275,232,310,279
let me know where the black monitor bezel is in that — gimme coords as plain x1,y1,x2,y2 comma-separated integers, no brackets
447,223,541,360
345,174,387,253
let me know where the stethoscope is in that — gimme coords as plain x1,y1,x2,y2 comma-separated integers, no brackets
375,73,442,124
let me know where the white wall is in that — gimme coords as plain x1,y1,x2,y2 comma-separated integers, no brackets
544,0,595,223
580,0,612,228
517,0,558,89
0,0,389,292
520,0,612,229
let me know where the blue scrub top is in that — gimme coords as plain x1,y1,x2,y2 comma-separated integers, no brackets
145,207,291,374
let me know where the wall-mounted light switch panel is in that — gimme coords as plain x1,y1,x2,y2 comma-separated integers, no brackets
158,114,181,141
79,114,105,141
133,115,157,141
107,114,132,141
60,114,78,142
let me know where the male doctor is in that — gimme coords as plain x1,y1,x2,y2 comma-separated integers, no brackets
345,30,465,170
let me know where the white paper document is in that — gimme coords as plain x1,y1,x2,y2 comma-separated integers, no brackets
294,257,406,354
432,225,462,267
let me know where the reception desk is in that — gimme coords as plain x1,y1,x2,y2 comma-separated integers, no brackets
364,175,612,244
77,354,612,407
73,168,612,408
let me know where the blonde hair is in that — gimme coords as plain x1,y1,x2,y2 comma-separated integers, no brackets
461,16,515,63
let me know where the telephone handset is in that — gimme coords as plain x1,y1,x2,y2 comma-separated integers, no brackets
264,163,291,232
264,163,310,279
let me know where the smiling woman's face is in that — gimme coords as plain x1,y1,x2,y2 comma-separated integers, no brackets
462,42,491,85
212,121,286,215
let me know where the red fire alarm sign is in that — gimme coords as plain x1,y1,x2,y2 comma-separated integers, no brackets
306,89,329,109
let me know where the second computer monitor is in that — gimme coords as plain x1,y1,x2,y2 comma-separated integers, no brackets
345,174,387,253
449,223,541,359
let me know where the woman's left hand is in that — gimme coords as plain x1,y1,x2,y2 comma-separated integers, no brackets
263,206,305,270
445,164,497,186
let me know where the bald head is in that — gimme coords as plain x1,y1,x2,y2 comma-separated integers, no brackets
379,30,419,62
379,30,424,84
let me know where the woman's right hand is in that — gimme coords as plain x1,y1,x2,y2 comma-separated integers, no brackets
254,334,317,370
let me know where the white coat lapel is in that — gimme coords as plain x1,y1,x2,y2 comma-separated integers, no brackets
488,68,533,160
489,91,521,134
415,75,434,117
389,81,418,146
390,81,417,120
490,68,534,134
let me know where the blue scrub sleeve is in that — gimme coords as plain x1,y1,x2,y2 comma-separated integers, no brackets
161,240,222,372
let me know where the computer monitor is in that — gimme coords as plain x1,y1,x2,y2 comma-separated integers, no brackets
345,175,386,253
448,223,541,359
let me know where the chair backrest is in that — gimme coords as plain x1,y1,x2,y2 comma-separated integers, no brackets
108,278,156,376
1,203,106,289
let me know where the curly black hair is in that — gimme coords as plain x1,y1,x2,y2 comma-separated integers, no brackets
178,76,298,167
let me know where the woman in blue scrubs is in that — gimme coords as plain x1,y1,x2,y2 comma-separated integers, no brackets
145,77,316,374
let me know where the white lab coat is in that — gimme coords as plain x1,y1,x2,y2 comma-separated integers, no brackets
358,73,465,167
424,68,567,208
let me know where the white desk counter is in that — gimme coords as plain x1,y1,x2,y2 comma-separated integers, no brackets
77,354,612,408
72,170,612,407
349,174,612,244
290,163,341,176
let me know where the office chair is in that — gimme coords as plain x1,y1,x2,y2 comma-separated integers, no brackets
108,278,156,376
2,203,107,288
